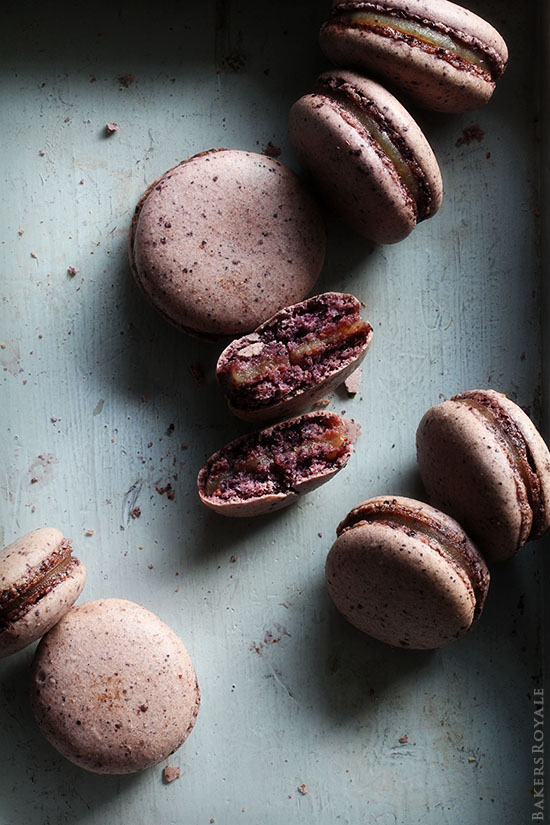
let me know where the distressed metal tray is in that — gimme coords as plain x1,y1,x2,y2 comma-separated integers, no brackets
0,1,547,823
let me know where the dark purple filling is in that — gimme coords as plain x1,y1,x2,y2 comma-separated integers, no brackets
218,293,370,410
201,414,351,502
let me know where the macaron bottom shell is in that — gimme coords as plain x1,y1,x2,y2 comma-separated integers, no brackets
30,599,200,774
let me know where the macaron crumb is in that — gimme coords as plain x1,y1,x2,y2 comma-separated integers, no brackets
105,122,119,136
263,141,281,158
297,783,308,795
344,368,362,396
456,125,485,147
85,529,94,536
399,734,409,744
119,73,136,88
162,765,181,783
67,266,79,277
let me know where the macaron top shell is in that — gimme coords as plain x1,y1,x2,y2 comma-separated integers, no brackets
320,0,508,112
0,528,86,659
129,149,326,338
289,71,442,243
416,389,550,562
30,599,200,774
326,496,489,649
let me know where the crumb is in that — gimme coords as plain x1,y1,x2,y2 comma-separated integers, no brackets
455,124,484,147
141,395,147,403
64,116,70,123
210,819,215,824
30,477,38,484
119,73,136,87
155,483,175,501
399,734,408,744
181,442,188,450
163,765,180,783
468,756,476,763
297,783,308,795
18,228,24,236
67,266,79,277
1,344,5,349
189,361,205,385
230,554,238,563
263,141,281,158
38,149,45,156
79,178,85,184
148,563,154,570
318,531,323,538
31,251,38,259
130,506,141,519
344,367,362,395
85,529,94,536
50,416,57,423
313,398,330,408
105,122,119,136
90,74,97,83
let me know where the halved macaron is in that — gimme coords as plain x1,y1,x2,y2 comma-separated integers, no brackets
319,0,508,112
416,389,550,562
216,292,373,422
326,495,490,649
288,71,443,244
198,410,360,516
0,527,86,658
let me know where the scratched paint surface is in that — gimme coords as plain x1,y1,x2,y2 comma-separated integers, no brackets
0,1,547,823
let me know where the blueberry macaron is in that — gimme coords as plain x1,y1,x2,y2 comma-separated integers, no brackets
319,0,508,112
416,389,550,562
198,410,360,516
0,528,86,659
289,71,443,243
30,599,200,774
216,292,373,422
129,149,326,338
326,496,490,649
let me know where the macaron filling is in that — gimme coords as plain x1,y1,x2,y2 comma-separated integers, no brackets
200,413,353,502
0,538,76,628
315,74,434,220
218,293,372,412
337,499,489,620
454,392,547,542
331,6,503,79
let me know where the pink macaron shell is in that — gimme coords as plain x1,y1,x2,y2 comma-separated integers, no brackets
288,72,442,243
320,0,508,112
30,599,200,774
0,558,86,659
129,149,326,338
417,391,550,562
326,496,488,649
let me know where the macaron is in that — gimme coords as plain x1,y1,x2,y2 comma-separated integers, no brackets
325,495,490,649
30,599,200,774
216,291,373,422
0,528,86,659
319,0,508,112
416,389,550,562
129,148,326,338
198,410,360,516
288,71,443,244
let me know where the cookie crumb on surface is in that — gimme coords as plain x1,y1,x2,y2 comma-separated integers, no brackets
263,141,281,158
344,367,362,395
67,266,79,277
105,122,119,136
399,734,408,744
297,783,308,795
119,73,136,87
85,529,94,536
455,124,484,147
163,765,180,783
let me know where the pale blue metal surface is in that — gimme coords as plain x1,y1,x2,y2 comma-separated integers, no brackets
0,1,547,823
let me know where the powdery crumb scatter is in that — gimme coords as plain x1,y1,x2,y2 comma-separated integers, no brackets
163,765,181,783
119,73,136,87
456,124,485,147
105,122,119,136
263,141,281,158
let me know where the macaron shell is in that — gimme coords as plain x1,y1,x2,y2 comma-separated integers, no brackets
326,520,477,649
129,149,326,337
30,599,200,774
288,72,442,243
0,527,66,598
320,0,508,112
417,399,526,561
0,557,86,659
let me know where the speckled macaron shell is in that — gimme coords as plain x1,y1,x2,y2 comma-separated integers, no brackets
0,528,86,659
319,0,508,112
326,496,490,649
416,389,550,562
198,411,360,517
129,149,326,338
30,599,200,774
288,71,442,243
216,292,373,423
